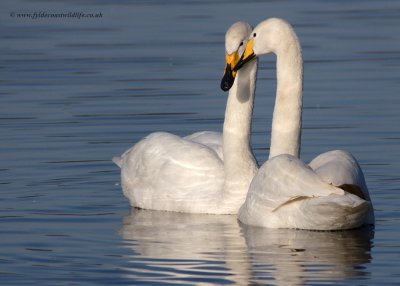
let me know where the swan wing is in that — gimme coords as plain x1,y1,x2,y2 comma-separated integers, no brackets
309,150,370,199
117,132,224,213
184,131,223,160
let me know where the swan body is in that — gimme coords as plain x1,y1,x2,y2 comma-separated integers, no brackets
115,132,225,213
114,22,258,214
238,154,374,229
233,18,374,229
239,154,370,230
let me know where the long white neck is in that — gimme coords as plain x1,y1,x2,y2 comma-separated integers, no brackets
269,26,303,159
222,59,258,211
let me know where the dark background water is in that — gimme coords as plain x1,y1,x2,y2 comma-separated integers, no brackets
1,0,400,285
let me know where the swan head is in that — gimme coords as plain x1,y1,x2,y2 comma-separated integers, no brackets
220,21,252,92
234,18,296,71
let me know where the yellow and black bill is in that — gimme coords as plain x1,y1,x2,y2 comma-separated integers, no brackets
220,51,239,92
233,38,256,72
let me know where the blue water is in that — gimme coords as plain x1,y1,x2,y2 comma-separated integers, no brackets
1,0,400,285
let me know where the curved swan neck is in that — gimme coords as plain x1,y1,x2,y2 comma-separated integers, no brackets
222,59,258,209
268,21,303,159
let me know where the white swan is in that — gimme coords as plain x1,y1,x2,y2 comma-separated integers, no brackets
113,22,258,214
230,18,374,230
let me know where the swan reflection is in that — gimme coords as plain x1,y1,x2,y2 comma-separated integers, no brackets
120,208,373,284
241,223,373,285
120,208,250,284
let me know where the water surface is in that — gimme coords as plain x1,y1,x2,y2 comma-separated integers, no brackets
1,0,400,284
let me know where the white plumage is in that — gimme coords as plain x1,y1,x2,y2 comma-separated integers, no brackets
114,22,258,214
239,154,370,230
234,18,374,230
115,132,224,213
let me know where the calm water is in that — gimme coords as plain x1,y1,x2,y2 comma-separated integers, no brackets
1,0,400,285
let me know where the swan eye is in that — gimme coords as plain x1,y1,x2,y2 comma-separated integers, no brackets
253,33,257,37
239,41,243,47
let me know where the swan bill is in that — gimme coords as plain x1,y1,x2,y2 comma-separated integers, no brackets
234,38,256,71
220,51,239,92
221,64,235,91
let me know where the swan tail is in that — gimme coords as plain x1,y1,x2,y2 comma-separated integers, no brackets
112,156,122,168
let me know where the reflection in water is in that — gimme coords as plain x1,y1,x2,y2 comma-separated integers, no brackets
120,209,250,284
120,209,373,285
241,223,374,285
